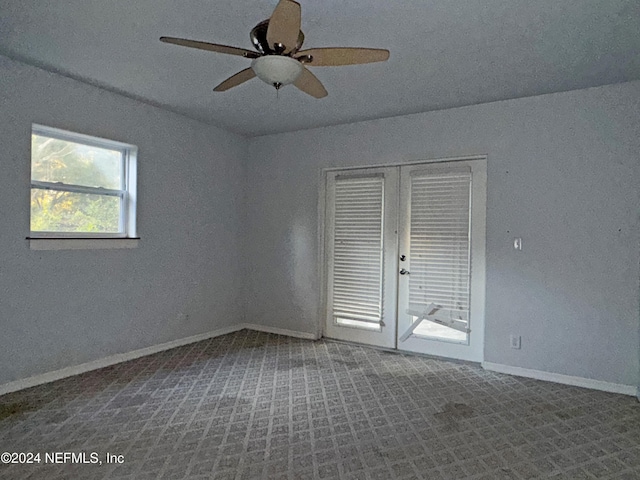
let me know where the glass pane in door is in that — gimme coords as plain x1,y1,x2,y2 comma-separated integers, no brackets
332,176,385,331
407,170,471,343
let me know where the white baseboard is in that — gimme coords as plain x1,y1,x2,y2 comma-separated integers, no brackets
2,326,633,399
482,362,637,396
0,324,244,396
242,323,318,340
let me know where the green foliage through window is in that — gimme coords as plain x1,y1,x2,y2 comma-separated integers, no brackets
30,131,128,234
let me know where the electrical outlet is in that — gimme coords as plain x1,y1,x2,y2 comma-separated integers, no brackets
510,335,521,349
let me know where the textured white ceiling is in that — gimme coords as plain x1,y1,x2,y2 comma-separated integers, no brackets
1,0,638,136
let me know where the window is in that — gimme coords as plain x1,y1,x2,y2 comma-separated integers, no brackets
30,124,137,239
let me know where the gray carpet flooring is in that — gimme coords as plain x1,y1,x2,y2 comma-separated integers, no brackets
0,329,639,479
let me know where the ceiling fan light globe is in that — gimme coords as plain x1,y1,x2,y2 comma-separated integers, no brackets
251,55,303,87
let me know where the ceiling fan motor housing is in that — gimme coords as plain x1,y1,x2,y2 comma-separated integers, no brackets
250,20,304,55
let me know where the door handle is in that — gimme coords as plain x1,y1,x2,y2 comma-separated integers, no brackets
399,269,410,275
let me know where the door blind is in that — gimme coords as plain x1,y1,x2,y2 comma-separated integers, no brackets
408,169,471,321
331,176,384,325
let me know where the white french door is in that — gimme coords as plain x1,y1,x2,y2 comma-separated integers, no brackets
324,167,399,348
324,159,486,362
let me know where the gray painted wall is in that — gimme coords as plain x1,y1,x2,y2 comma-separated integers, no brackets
0,56,246,385
246,81,640,387
2,53,638,391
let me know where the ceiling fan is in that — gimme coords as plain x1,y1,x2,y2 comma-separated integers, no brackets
160,0,390,98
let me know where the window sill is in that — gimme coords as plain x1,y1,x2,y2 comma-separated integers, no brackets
28,237,140,251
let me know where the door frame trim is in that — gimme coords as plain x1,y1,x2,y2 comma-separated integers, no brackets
318,154,488,341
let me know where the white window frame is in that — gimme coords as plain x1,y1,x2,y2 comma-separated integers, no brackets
30,124,138,240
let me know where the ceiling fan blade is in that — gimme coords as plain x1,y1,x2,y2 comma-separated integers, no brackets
160,37,260,59
213,68,257,92
266,0,301,54
296,48,390,66
294,67,328,98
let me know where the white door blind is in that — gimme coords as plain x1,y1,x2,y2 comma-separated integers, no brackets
408,169,471,322
331,176,384,325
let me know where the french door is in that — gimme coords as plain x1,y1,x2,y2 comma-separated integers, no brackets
323,159,486,362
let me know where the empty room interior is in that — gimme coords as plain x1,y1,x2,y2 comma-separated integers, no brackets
1,0,639,479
